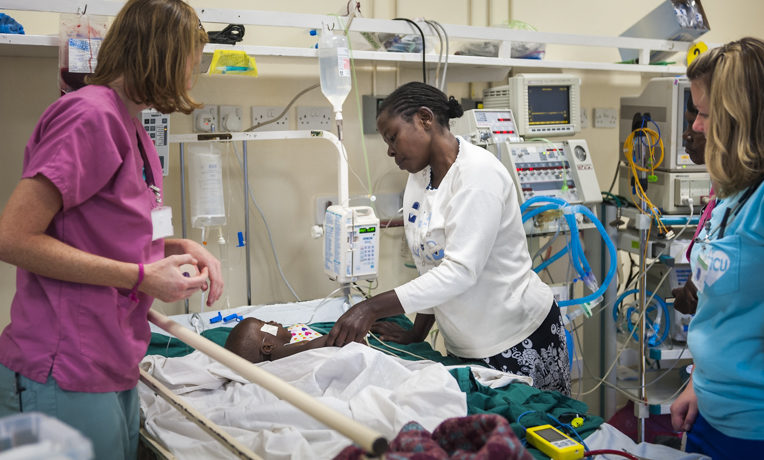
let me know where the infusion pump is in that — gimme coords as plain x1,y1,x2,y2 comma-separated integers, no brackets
323,205,379,283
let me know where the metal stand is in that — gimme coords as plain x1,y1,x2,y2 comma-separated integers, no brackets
172,130,350,311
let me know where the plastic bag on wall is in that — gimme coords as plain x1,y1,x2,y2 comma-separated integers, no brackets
58,13,108,95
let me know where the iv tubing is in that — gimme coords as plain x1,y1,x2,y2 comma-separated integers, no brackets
520,197,617,307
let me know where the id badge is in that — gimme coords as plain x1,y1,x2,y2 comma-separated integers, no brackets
151,206,174,240
692,247,710,293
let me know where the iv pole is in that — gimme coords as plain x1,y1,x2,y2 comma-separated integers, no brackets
173,130,349,310
634,125,649,443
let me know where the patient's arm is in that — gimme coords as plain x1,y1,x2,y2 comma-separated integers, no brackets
270,335,330,360
370,314,434,344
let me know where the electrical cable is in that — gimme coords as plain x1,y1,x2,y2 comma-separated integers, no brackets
606,160,623,195
365,330,430,361
244,83,319,132
433,21,449,90
230,143,301,301
424,20,443,88
584,450,640,460
393,18,426,83
424,20,449,90
622,117,668,235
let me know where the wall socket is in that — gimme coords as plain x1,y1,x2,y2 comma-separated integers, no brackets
219,105,242,132
593,107,618,128
297,106,332,131
250,106,289,131
193,105,218,133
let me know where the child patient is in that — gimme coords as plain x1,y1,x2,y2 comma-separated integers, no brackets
224,317,330,363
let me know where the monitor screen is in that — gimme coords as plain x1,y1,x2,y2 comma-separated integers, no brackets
535,427,568,443
527,85,570,126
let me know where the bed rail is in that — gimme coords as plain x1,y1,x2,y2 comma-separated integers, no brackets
146,309,389,457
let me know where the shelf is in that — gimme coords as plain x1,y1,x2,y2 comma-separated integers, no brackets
1,33,687,77
1,1,690,76
648,343,692,361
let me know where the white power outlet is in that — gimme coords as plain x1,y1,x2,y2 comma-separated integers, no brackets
193,105,218,133
593,107,617,129
219,105,242,132
297,106,332,131
250,106,289,131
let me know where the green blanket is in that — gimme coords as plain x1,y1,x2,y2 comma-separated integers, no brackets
145,315,603,459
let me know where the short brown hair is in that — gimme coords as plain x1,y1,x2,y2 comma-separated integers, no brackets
87,0,208,114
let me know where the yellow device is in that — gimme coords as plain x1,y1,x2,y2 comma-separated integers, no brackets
526,424,584,460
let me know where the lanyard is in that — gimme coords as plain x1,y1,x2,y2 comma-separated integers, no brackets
702,179,762,242
136,132,162,204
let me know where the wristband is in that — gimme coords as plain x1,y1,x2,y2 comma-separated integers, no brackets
129,263,144,302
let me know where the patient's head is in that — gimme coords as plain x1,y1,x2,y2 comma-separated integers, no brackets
224,317,292,363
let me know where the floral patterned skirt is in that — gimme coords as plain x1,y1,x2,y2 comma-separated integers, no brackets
481,302,571,395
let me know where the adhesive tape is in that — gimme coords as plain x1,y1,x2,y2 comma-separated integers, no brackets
260,324,279,336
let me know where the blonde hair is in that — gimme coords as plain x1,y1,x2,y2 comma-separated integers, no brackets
687,37,764,197
87,0,208,114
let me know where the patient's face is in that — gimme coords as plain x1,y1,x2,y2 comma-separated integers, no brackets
255,319,292,345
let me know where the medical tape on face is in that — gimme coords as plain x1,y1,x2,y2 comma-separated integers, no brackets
260,324,279,336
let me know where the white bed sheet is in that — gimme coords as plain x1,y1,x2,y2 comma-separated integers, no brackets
584,423,710,459
139,343,470,460
144,299,707,460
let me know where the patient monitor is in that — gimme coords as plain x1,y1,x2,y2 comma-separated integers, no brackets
483,73,582,138
323,205,379,283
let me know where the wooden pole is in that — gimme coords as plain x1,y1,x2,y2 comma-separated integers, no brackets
139,368,262,460
147,309,389,456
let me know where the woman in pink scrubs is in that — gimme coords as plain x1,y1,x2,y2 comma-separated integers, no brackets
0,1,221,459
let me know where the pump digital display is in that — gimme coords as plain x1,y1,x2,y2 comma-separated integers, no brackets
359,227,376,234
527,85,570,126
534,427,568,443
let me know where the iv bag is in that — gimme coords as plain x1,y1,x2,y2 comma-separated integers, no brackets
188,143,227,229
318,26,352,114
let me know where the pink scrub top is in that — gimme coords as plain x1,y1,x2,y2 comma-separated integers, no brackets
0,85,165,392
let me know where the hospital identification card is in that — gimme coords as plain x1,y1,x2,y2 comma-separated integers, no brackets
152,206,174,240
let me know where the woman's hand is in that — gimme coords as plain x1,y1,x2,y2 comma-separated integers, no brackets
370,313,434,344
140,254,210,303
370,321,420,344
164,238,223,306
670,377,698,432
326,290,405,347
672,280,698,315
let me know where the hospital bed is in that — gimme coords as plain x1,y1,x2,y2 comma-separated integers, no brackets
139,298,709,460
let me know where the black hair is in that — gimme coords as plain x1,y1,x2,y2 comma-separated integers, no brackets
378,81,463,127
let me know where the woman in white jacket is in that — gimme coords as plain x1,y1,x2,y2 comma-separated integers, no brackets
326,82,569,394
